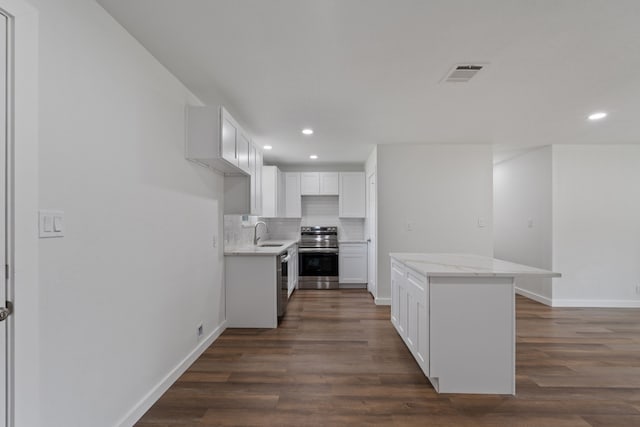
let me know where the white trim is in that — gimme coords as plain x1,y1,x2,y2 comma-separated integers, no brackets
374,297,390,306
552,299,640,308
366,170,377,300
2,9,13,426
116,321,228,427
0,1,39,426
510,282,515,394
339,283,366,289
516,287,640,308
515,287,552,306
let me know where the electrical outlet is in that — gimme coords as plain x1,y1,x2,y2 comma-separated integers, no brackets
212,234,217,248
406,221,415,231
197,323,203,339
635,285,640,295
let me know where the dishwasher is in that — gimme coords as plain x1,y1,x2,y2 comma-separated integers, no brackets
276,252,289,317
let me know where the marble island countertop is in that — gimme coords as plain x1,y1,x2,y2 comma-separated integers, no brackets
224,240,298,256
390,253,561,278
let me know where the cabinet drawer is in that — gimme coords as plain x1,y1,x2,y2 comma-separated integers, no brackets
339,242,367,254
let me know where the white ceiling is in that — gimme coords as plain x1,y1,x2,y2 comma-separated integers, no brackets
97,0,640,165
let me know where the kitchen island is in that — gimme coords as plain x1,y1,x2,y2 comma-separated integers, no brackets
389,253,560,395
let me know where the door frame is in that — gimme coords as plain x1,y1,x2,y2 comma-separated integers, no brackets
0,9,8,426
0,1,38,426
367,171,377,301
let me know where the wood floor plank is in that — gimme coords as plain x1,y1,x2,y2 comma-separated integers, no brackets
134,290,640,427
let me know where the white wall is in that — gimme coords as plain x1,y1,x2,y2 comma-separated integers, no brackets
32,0,226,426
552,145,640,306
494,146,553,304
377,144,494,299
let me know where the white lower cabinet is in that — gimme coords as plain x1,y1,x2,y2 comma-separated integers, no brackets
390,260,403,330
226,255,280,328
339,243,367,284
390,260,429,376
406,269,429,371
287,244,298,297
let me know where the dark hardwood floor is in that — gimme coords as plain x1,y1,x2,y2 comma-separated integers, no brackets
135,290,640,426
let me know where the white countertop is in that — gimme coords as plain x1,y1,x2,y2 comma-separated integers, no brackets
224,240,298,256
390,253,560,278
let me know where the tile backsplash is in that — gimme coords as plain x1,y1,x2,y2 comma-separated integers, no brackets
265,196,365,241
224,215,267,248
262,218,301,241
224,196,365,248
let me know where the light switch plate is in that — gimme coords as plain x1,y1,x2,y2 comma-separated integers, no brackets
39,210,65,238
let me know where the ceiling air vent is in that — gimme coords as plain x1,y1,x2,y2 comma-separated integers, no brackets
442,64,486,83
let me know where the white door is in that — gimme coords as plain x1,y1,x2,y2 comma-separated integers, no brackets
0,11,9,426
367,172,377,297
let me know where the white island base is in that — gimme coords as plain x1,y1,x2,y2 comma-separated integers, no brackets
390,253,560,395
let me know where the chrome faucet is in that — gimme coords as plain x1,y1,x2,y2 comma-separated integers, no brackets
254,221,268,246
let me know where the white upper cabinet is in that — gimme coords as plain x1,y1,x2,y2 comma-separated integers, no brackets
254,149,263,216
221,113,238,167
319,172,339,195
249,144,262,216
300,172,319,195
300,172,339,195
284,172,302,218
188,106,264,215
237,130,251,174
224,143,263,215
262,165,282,218
187,105,256,175
339,172,366,218
265,169,364,218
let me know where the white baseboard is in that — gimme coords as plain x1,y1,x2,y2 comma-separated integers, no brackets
339,283,367,289
116,320,228,427
552,299,640,308
516,287,640,308
515,287,552,306
375,297,391,306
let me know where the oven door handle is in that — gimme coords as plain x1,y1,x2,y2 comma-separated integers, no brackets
299,248,339,254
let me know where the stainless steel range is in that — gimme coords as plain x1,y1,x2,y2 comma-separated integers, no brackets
298,226,339,289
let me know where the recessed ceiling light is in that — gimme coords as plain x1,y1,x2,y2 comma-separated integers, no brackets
263,145,272,150
588,112,607,121
309,154,318,160
302,128,314,135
